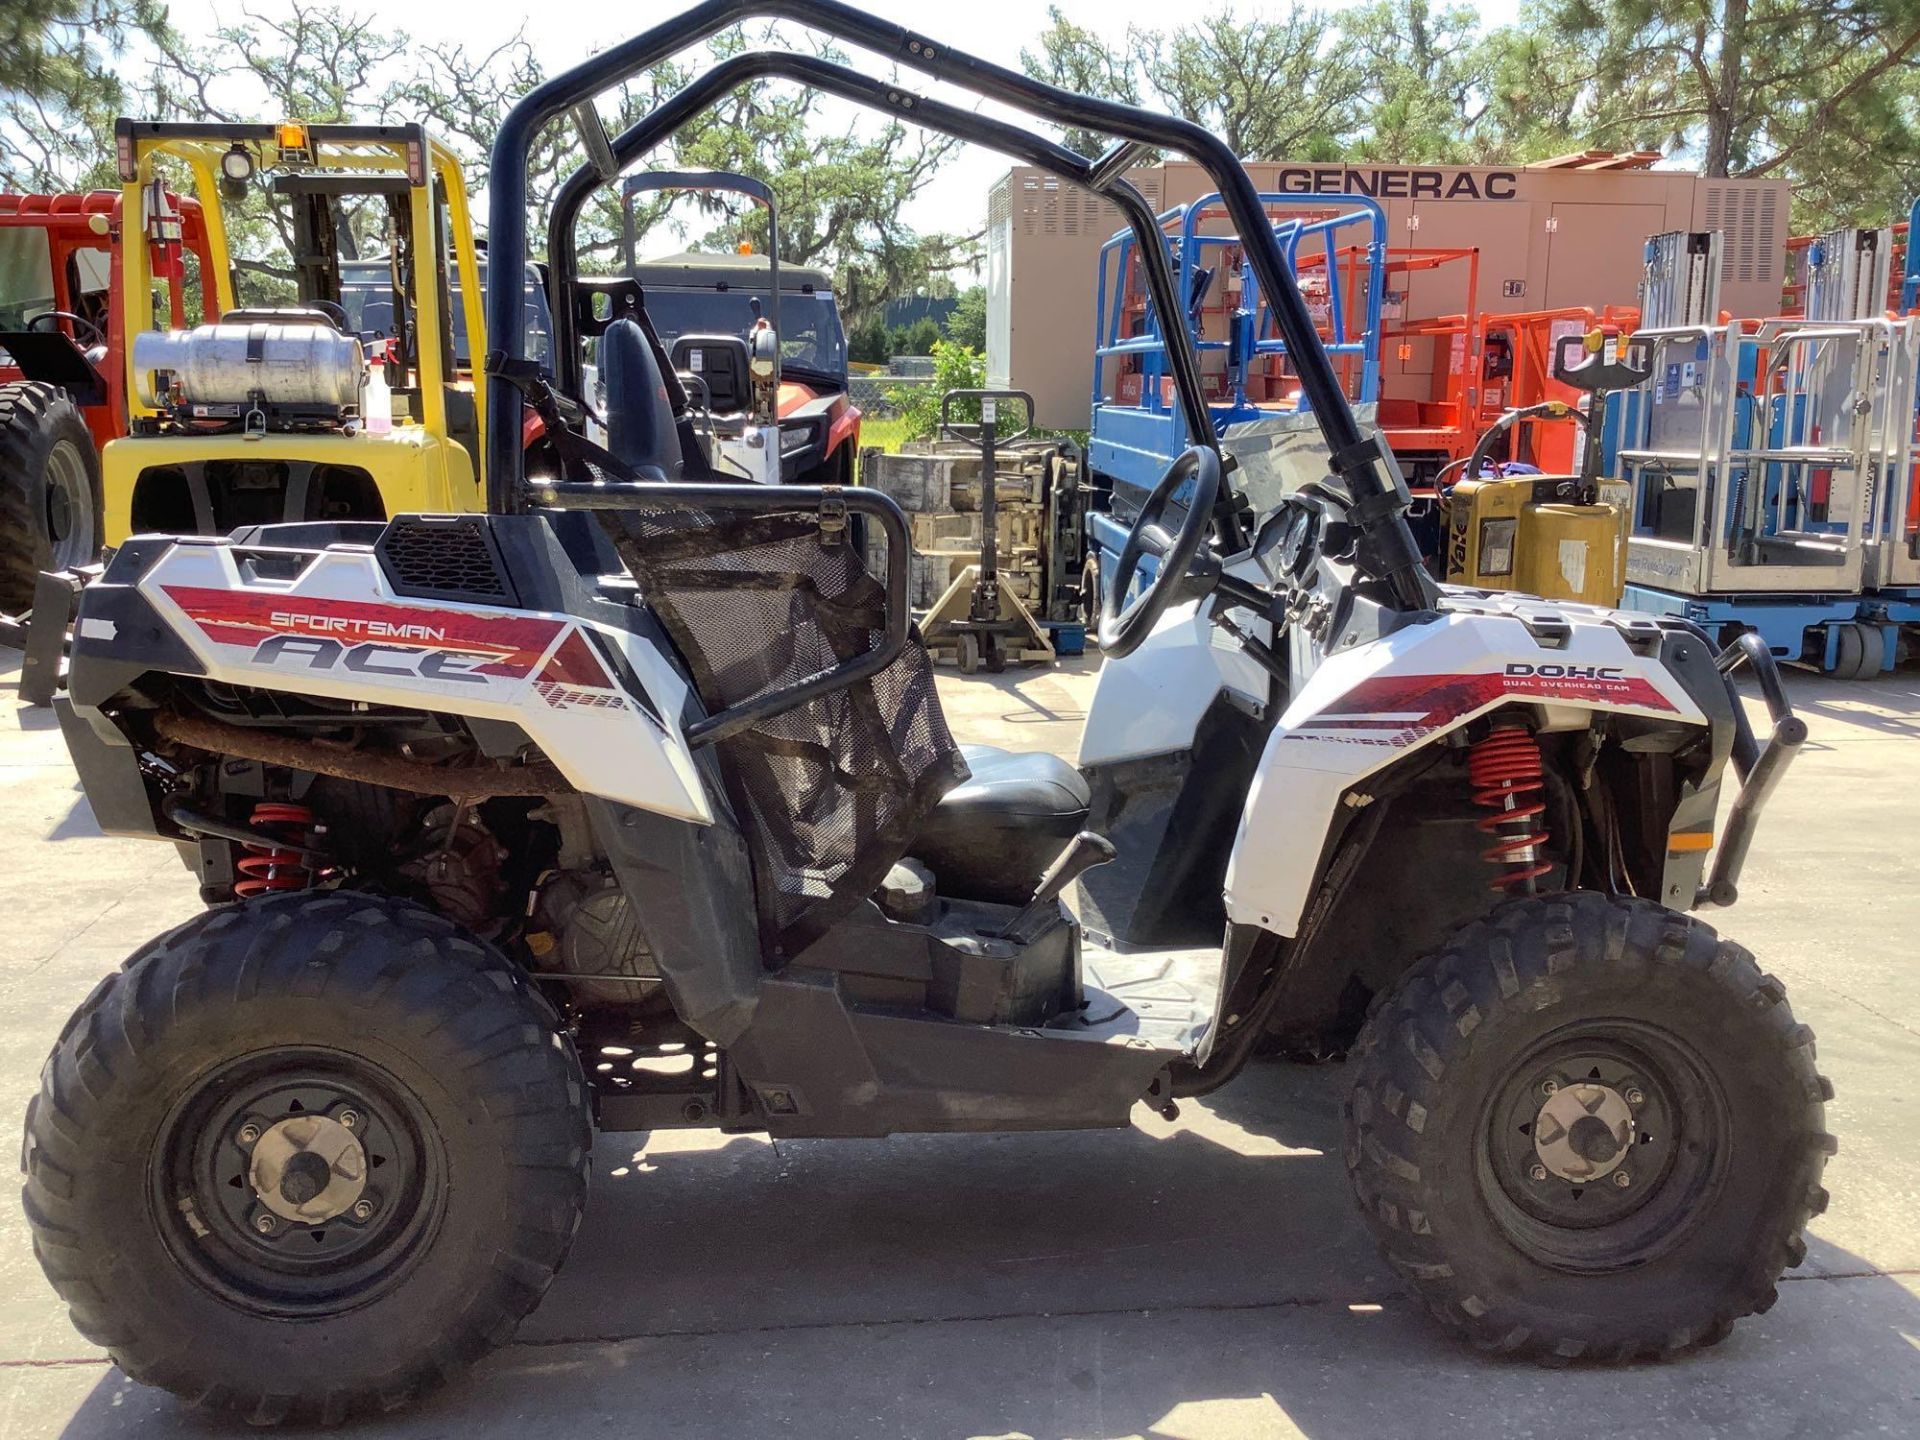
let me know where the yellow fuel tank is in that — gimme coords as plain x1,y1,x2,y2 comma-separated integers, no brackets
1446,476,1626,607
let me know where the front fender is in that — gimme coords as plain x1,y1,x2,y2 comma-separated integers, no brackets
1223,611,1705,937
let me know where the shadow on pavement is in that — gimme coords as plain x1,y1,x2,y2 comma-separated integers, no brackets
47,1057,1920,1439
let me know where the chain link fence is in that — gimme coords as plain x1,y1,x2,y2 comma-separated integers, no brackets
849,374,937,417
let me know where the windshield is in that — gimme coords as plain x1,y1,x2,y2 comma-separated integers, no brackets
641,286,846,375
0,227,56,332
339,259,553,373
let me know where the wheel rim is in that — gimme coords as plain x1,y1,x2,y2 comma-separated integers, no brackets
43,438,94,568
151,1047,447,1317
1476,1021,1728,1273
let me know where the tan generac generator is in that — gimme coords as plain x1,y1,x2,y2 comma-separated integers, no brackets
985,154,1790,430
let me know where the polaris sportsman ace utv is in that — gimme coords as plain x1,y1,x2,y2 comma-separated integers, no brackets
24,1,1830,1422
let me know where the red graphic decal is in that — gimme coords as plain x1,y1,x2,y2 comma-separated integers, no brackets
163,585,562,678
1288,667,1676,748
537,630,610,690
534,680,628,712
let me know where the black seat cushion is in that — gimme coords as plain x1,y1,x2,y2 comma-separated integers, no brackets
670,333,752,414
603,315,684,476
909,744,1090,905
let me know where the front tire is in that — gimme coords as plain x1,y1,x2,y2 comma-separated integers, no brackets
21,892,591,1423
0,380,101,610
1345,891,1834,1362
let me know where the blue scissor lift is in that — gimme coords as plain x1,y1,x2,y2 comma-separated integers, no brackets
1084,192,1386,604
1863,201,1920,645
1608,317,1908,677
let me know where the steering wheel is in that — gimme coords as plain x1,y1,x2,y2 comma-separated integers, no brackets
28,309,106,349
300,299,350,330
1098,445,1223,658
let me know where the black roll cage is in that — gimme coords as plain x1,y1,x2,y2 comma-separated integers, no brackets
482,0,1436,611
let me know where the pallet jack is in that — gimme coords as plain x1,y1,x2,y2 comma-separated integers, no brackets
1445,329,1651,606
918,389,1056,673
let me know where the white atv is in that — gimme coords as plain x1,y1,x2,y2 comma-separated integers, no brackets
23,3,1830,1423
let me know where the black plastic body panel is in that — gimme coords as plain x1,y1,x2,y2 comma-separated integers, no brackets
53,696,164,839
587,795,763,1046
65,544,208,709
376,514,518,605
791,896,1079,1026
1077,696,1269,947
1647,626,1736,907
722,969,1164,1138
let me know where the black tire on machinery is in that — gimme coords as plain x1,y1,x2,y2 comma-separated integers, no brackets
0,380,101,611
1343,890,1835,1362
20,891,593,1425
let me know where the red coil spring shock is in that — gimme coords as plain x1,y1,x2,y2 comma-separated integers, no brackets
1468,725,1553,893
234,802,316,897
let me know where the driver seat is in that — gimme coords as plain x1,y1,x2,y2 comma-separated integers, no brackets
909,744,1091,905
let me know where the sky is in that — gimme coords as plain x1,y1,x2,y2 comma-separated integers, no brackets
153,0,1530,245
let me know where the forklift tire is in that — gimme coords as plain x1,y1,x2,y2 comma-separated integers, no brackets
1079,551,1102,627
1344,890,1834,1363
20,892,592,1424
1832,622,1885,681
0,381,101,612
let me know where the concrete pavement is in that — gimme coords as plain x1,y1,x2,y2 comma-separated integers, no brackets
3,650,1918,1438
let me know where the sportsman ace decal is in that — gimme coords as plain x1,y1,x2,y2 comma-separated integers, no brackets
162,585,566,680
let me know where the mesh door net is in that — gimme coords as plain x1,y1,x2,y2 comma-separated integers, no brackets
600,500,969,956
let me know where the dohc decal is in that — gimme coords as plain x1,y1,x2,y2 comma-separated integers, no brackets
1504,662,1625,680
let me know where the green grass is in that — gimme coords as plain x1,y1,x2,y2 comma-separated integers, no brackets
857,417,1087,457
859,415,913,454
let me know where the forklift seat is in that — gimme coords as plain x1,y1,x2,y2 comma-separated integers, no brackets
670,334,752,415
909,744,1091,905
603,315,683,477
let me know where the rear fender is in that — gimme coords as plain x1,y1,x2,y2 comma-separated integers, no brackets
80,534,713,821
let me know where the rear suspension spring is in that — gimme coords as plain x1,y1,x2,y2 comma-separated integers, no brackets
1468,725,1552,893
234,802,316,897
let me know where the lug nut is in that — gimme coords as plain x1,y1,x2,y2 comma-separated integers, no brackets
1539,1079,1558,1097
253,1213,276,1234
338,1109,359,1130
1613,1170,1632,1188
351,1198,375,1221
1529,1164,1549,1182
1624,1088,1645,1107
237,1123,261,1145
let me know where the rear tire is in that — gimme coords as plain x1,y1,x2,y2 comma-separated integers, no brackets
1344,891,1833,1362
21,892,591,1424
0,381,101,611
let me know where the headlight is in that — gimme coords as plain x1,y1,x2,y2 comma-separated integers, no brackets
1479,517,1517,577
779,423,816,456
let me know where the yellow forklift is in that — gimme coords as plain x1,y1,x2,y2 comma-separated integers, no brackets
12,119,521,703
104,118,503,543
1446,328,1653,606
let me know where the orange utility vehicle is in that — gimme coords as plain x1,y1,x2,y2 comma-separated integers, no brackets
0,189,219,604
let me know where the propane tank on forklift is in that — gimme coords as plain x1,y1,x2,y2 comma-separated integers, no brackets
1446,329,1651,606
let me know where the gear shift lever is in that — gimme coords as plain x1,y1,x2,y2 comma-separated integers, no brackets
998,831,1116,944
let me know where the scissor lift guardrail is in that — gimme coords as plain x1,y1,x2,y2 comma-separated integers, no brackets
1610,317,1914,675
1861,316,1920,630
